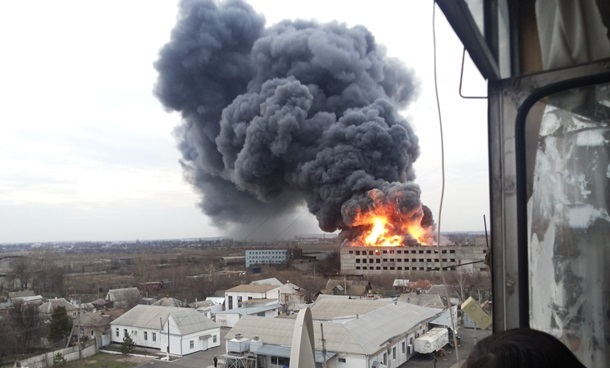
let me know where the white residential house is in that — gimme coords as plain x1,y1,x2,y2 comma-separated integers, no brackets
111,305,220,356
222,298,443,368
224,284,280,310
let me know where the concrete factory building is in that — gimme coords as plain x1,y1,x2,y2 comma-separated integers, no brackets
341,245,488,276
245,249,291,267
222,298,443,368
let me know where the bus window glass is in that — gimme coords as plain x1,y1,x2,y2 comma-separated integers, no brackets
526,83,610,367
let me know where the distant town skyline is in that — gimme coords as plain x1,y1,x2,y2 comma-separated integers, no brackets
0,0,488,243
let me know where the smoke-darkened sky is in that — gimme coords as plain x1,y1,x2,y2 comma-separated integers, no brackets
0,0,488,243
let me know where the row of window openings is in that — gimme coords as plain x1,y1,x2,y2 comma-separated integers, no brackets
188,337,220,349
228,296,253,307
349,249,461,255
115,328,157,342
356,266,458,271
115,329,218,344
271,340,419,366
355,258,457,263
247,251,287,255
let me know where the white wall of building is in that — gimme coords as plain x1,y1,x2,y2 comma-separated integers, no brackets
215,312,242,328
225,288,280,310
263,309,279,318
111,324,163,350
178,330,220,356
253,326,426,368
112,321,219,356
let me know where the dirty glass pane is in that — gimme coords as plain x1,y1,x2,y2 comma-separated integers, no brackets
526,83,610,367
497,0,510,78
463,0,484,36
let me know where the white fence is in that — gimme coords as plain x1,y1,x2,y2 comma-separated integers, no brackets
15,334,110,368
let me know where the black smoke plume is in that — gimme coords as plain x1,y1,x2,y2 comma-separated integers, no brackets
154,0,426,239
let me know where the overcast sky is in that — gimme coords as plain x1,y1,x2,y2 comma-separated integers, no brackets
0,0,488,243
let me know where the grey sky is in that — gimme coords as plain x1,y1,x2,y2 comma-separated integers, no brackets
0,0,488,243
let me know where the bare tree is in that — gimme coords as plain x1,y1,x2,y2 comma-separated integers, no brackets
447,268,482,302
190,262,222,300
0,317,18,363
9,301,46,353
31,257,67,296
9,257,33,291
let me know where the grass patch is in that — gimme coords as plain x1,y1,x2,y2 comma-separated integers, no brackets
61,353,142,368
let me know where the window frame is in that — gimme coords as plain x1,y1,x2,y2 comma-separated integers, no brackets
488,58,610,329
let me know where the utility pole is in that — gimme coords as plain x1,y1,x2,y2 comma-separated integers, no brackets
167,316,170,355
320,323,327,368
77,307,82,359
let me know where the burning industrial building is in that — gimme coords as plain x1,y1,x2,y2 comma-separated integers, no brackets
154,0,434,245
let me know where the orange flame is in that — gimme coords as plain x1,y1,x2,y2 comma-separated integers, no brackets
364,216,403,247
348,191,433,247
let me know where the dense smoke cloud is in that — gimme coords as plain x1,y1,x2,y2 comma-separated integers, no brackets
154,0,423,237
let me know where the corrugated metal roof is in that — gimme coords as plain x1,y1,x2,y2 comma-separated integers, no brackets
225,316,294,345
250,278,283,287
170,308,219,335
226,284,280,293
398,293,446,308
227,301,442,355
216,303,279,316
315,295,350,301
310,298,391,320
343,302,441,354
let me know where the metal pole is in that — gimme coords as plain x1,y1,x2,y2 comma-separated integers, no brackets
167,317,170,354
320,323,327,368
77,308,82,359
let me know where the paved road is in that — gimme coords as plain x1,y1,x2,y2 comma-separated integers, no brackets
135,328,231,368
400,327,491,368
